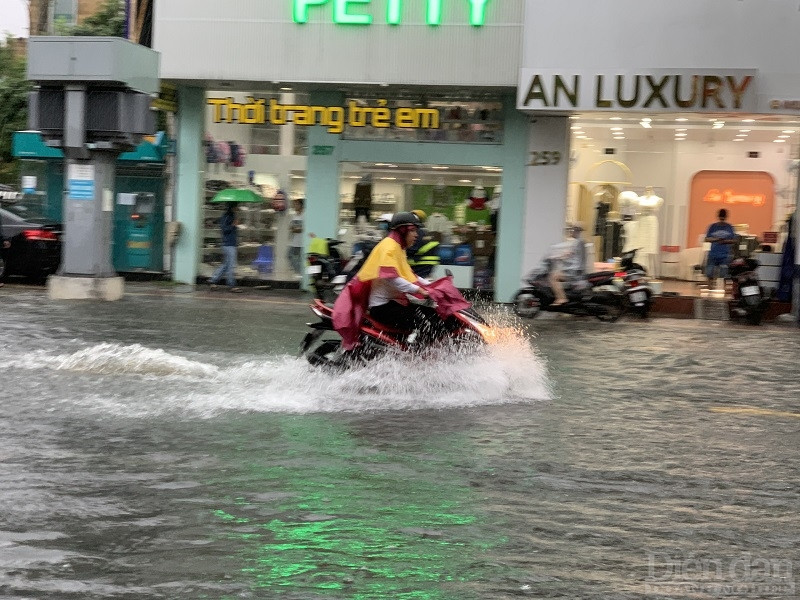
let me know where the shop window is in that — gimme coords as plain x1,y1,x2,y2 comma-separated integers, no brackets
250,125,280,155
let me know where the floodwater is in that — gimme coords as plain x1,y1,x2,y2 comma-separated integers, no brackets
1,286,798,599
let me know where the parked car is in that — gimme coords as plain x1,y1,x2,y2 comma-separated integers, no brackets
0,205,62,281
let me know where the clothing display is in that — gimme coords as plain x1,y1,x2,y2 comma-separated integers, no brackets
594,201,610,236
353,177,373,222
622,220,639,253
468,185,488,210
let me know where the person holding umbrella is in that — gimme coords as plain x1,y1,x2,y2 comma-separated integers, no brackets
207,188,264,292
208,201,243,293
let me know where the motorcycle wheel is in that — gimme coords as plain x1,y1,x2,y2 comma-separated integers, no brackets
305,340,343,367
595,298,624,322
513,291,542,319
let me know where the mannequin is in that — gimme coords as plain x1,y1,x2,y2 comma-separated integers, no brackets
618,190,640,253
637,186,663,275
468,181,488,210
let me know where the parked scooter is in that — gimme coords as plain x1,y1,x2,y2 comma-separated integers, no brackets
617,249,653,318
728,256,769,325
513,261,625,321
306,232,347,303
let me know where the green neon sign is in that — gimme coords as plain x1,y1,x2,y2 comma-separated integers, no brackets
292,0,490,27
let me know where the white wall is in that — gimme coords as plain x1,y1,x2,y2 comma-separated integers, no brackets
522,0,800,112
155,0,524,88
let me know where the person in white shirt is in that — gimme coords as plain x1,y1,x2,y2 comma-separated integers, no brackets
549,222,586,305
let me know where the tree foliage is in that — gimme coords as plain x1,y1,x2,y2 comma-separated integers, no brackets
0,41,30,185
70,0,126,37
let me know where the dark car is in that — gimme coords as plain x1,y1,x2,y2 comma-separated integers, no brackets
0,205,62,281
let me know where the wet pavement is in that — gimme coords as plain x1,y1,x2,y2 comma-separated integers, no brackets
1,282,798,599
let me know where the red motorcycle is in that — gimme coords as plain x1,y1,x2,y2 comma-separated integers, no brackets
299,277,494,368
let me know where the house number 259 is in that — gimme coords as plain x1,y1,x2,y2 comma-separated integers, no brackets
528,151,561,166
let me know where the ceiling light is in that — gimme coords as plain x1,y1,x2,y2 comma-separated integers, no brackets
675,132,687,136
742,119,755,123
459,179,472,183
641,117,652,122
570,125,582,130
712,121,725,129
736,134,748,138
778,135,791,139
782,130,796,134
576,135,589,139
774,139,787,143
412,178,421,181
379,177,397,180
610,116,621,121
675,117,688,122
676,128,687,132
739,129,751,133
676,137,686,141
431,166,449,170
610,127,623,131
280,87,293,91
569,115,579,119
573,131,585,135
640,121,652,128
733,138,744,142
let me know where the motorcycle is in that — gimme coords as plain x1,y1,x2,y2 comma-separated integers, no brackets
616,249,653,318
299,276,494,369
728,256,769,325
306,233,348,303
513,261,625,322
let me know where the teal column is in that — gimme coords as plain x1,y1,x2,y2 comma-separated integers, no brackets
495,98,529,303
304,92,345,272
173,86,205,285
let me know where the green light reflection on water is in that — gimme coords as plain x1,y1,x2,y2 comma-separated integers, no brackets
211,416,508,599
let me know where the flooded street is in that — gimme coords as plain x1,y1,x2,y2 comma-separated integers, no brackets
1,285,798,599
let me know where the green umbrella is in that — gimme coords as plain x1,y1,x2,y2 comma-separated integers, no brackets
210,188,263,204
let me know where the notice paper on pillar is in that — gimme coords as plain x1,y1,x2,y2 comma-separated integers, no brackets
67,164,95,200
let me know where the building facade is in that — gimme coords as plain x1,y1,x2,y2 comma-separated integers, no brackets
154,0,800,300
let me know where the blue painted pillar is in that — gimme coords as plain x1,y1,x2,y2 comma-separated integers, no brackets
173,86,205,285
305,92,344,249
495,98,530,302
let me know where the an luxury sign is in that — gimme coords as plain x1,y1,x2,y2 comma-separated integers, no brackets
293,0,490,26
518,69,758,112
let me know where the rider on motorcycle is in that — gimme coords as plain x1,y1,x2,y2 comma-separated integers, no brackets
549,222,586,305
407,209,442,278
332,212,432,350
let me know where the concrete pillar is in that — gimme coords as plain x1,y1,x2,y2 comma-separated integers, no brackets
495,101,530,302
521,116,570,279
172,86,205,285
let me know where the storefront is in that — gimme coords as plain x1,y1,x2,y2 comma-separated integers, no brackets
155,0,529,301
517,0,800,293
156,0,799,301
12,131,168,273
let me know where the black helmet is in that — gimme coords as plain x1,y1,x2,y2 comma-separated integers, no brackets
389,211,421,230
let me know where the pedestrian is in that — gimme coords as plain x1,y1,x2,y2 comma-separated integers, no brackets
208,202,242,292
704,208,736,285
288,198,305,277
0,216,9,288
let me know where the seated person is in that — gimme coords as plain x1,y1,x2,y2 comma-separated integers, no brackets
332,212,431,350
406,209,441,279
549,222,586,305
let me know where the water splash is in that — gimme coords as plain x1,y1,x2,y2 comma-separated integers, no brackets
10,313,550,416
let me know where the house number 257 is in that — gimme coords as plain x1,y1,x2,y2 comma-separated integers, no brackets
528,151,561,166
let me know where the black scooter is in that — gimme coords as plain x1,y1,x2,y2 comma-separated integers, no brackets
728,257,769,325
306,238,346,303
513,262,625,322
